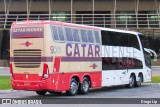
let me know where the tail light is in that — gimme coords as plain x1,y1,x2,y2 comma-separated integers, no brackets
42,63,49,79
10,63,14,78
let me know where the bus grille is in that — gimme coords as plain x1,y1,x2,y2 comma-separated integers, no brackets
13,49,41,68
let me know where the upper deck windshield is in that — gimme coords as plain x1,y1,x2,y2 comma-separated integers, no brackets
11,26,44,39
139,34,151,68
138,34,150,49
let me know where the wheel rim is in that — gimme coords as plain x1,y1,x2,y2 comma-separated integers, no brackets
70,81,78,94
129,75,134,87
82,80,89,92
137,75,142,85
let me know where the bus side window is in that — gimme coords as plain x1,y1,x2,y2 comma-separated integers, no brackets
118,32,129,47
80,29,88,43
72,28,80,42
65,27,73,42
102,57,117,70
52,26,59,41
57,26,65,41
87,30,94,43
94,31,100,44
144,51,151,68
129,34,140,50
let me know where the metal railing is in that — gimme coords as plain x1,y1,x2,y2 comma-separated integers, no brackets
0,13,160,29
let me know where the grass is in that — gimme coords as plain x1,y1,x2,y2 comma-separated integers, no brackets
149,75,160,83
0,75,159,90
0,76,12,90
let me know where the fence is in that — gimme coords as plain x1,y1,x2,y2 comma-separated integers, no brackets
0,13,160,29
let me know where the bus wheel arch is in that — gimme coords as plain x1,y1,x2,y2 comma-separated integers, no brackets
36,90,47,95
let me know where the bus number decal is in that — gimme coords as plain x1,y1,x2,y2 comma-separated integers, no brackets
50,46,61,54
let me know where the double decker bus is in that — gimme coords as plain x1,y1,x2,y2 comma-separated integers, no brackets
10,20,154,96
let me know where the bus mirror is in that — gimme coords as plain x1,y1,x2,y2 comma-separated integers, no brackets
144,48,157,61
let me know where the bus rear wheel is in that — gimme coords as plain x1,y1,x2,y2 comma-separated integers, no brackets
36,91,47,95
135,74,143,87
78,77,90,94
126,74,135,88
66,78,78,96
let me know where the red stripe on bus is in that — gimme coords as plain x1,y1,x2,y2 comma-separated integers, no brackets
15,36,40,38
54,57,61,72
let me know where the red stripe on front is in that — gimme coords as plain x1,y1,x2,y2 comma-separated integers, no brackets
16,36,40,38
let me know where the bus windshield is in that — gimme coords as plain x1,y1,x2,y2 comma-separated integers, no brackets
139,34,150,49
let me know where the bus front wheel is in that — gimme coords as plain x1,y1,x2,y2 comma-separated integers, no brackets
135,74,143,87
36,91,47,95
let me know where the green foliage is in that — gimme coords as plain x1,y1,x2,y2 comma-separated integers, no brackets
0,76,12,90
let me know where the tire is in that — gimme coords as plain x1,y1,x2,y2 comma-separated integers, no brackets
135,74,143,87
36,91,47,95
48,91,55,94
126,74,135,88
66,78,78,96
78,77,90,94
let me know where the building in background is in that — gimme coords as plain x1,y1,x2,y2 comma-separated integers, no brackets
0,0,160,66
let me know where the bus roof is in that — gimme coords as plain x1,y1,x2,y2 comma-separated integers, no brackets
12,20,100,30
12,20,140,35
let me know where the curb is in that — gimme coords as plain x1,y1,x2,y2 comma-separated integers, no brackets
142,83,160,85
0,67,9,69
0,90,19,94
0,90,12,94
151,66,160,69
0,74,11,76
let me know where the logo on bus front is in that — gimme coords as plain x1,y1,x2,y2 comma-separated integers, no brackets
20,41,33,47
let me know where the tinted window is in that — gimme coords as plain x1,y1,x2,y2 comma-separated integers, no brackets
118,32,129,47
101,30,140,50
139,34,150,49
94,31,100,43
107,31,119,46
101,30,109,45
129,34,140,50
102,57,143,70
117,58,142,69
87,30,94,43
65,27,73,42
102,57,117,70
57,27,65,41
144,51,151,68
72,28,80,42
81,29,88,43
52,26,59,41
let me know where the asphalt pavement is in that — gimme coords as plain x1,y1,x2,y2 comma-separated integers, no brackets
0,67,160,106
0,67,160,76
